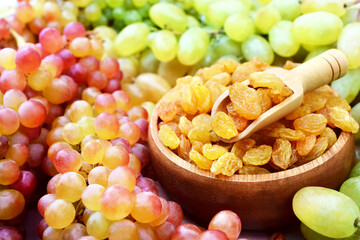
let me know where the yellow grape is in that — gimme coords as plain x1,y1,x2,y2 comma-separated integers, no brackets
134,73,171,102
115,23,150,57
177,27,210,66
44,199,76,229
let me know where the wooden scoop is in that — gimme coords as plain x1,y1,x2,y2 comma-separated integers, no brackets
211,49,348,143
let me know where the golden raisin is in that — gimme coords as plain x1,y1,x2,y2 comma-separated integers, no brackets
158,102,178,122
231,57,269,83
328,107,359,133
206,72,231,86
296,134,316,156
189,149,213,170
202,63,226,80
217,58,240,74
177,134,191,161
231,138,256,159
178,116,193,136
159,125,180,150
158,122,181,137
206,83,228,105
326,96,351,111
212,112,238,140
303,92,328,113
192,114,212,131
283,61,299,70
188,127,211,144
320,127,337,150
226,103,248,132
229,82,262,120
293,114,327,135
210,152,242,176
300,137,328,163
193,84,212,113
202,143,228,160
257,88,273,113
277,128,305,141
191,141,204,153
242,145,272,166
271,139,292,170
249,72,286,90
209,131,220,142
181,83,197,115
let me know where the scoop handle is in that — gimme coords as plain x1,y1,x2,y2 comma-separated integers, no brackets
285,49,348,93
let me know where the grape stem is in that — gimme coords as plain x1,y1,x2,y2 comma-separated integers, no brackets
354,217,360,228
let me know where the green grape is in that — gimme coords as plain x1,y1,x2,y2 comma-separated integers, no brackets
149,3,188,33
337,23,360,69
268,0,301,21
206,0,250,27
92,0,107,9
342,8,359,25
139,49,160,73
212,35,242,58
241,34,274,64
92,15,108,27
301,0,346,17
268,20,300,58
113,7,125,21
340,176,360,208
349,161,360,178
304,46,332,61
301,223,335,240
113,20,125,32
331,68,360,104
224,14,254,42
257,0,271,3
115,23,150,57
123,10,142,25
351,103,360,141
106,0,125,8
193,0,217,14
254,7,281,34
176,0,193,9
177,27,210,66
72,0,92,7
132,0,148,8
84,3,102,22
292,12,343,46
137,4,150,18
187,15,200,28
151,30,178,62
103,7,114,20
293,186,359,238
199,46,218,68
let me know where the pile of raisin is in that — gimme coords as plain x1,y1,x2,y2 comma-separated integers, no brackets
157,58,359,177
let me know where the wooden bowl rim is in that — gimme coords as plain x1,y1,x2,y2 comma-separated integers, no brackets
150,102,353,182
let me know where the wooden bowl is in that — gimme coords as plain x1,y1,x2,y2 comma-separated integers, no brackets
148,96,355,230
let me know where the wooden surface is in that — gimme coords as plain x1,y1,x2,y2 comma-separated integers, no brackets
210,49,349,143
149,96,355,230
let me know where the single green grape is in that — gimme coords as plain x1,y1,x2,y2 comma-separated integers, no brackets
301,0,346,17
112,7,125,21
84,3,102,22
241,34,274,64
337,22,360,69
293,186,360,238
132,0,148,8
304,46,332,61
292,12,343,46
268,0,301,21
92,15,108,27
254,7,281,34
224,14,254,42
106,0,125,8
123,10,142,25
137,3,150,18
301,223,335,240
331,68,360,104
212,35,242,58
206,0,250,27
149,2,188,33
349,161,360,179
351,103,360,141
342,8,359,25
92,0,107,9
151,30,178,62
268,20,300,57
177,27,210,66
139,49,159,73
193,0,217,14
199,46,218,68
115,22,150,57
103,7,114,20
187,15,200,28
340,176,360,208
